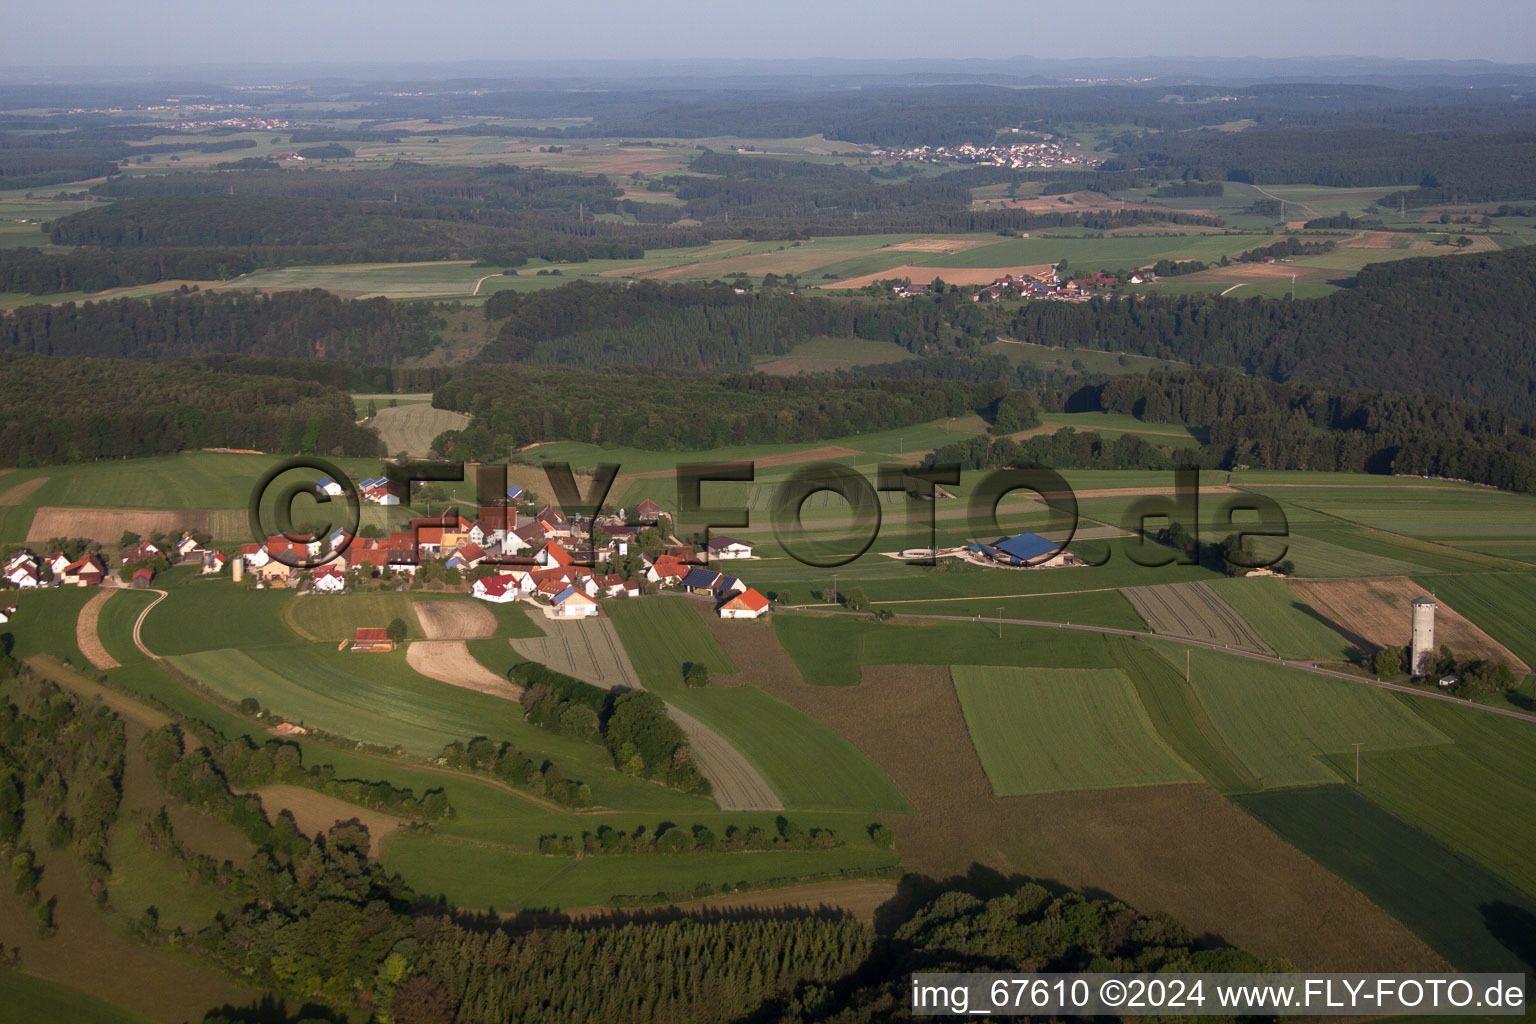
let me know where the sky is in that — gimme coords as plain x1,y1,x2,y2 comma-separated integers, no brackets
5,0,1535,68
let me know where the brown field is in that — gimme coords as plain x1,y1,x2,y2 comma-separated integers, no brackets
823,263,1057,290
412,599,497,639
27,506,209,544
406,640,524,700
693,606,1442,971
370,402,471,457
886,237,995,253
76,590,120,671
510,615,641,690
1287,577,1528,671
250,784,403,855
666,703,782,811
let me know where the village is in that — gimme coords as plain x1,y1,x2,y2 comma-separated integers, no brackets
890,267,1148,302
867,137,1096,170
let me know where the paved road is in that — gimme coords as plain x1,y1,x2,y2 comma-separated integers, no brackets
795,606,1536,727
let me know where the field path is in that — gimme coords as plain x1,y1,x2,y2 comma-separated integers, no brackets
664,704,782,811
0,476,47,505
132,588,170,659
75,590,120,670
1251,185,1321,220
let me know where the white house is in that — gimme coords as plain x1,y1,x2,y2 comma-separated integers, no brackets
706,536,753,560
201,550,227,575
315,477,345,497
0,605,13,624
719,588,771,619
44,552,71,576
551,587,599,618
174,533,200,559
471,574,521,604
241,543,270,569
310,566,347,593
4,563,39,589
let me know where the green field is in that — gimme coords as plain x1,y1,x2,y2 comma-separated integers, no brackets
283,591,435,643
1236,785,1536,973
665,685,911,814
1204,577,1356,660
952,665,1198,795
138,577,297,655
606,597,737,688
923,233,1266,273
754,336,913,373
0,970,154,1024
1412,573,1536,668
1171,647,1450,789
381,833,898,911
773,615,1117,687
0,586,93,666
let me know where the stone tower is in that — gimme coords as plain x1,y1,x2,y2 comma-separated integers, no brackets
1410,594,1437,675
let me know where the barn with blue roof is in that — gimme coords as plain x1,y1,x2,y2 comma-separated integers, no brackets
967,532,1076,568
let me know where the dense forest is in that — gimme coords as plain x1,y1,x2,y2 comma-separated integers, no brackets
432,370,985,455
0,355,380,466
0,287,445,363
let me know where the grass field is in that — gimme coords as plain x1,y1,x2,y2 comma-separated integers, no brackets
283,591,433,643
381,833,899,911
1236,785,1536,973
754,337,912,374
0,970,155,1024
1204,577,1356,660
138,576,297,655
952,665,1198,795
664,685,911,814
369,402,470,456
921,233,1266,273
773,614,1117,686
606,596,737,688
1412,573,1536,668
0,585,93,666
1170,647,1450,789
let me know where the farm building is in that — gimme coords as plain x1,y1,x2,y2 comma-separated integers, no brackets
60,554,106,587
130,568,154,589
551,587,599,618
351,627,394,653
968,533,1076,568
636,498,665,523
719,588,770,619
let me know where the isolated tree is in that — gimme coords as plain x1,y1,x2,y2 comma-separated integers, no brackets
846,588,869,612
1372,646,1402,679
386,618,408,643
683,663,710,688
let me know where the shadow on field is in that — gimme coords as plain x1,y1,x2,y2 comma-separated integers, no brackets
1481,901,1536,970
199,995,347,1023
1290,600,1372,663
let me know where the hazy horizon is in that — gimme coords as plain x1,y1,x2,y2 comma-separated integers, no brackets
4,0,1533,70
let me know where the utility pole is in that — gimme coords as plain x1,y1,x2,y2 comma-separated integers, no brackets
1354,742,1362,784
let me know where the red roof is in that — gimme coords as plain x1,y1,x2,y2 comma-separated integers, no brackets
651,555,687,579
241,542,264,556
724,588,770,612
536,578,566,596
476,573,518,598
313,565,345,579
458,543,486,562
543,541,574,566
637,498,662,516
132,568,154,581
477,506,511,530
354,627,389,642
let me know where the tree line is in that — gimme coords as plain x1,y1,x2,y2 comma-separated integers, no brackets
0,354,380,467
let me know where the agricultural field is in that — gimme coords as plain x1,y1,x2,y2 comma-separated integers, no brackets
0,969,154,1024
509,614,642,690
369,402,471,457
753,337,912,375
606,596,737,689
1411,573,1536,669
1204,577,1356,661
1122,581,1274,655
283,591,432,642
951,665,1198,795
1170,646,1451,789
1287,577,1528,670
1235,785,1536,973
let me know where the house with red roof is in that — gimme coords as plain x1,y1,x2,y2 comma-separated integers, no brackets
310,565,347,593
61,553,106,587
131,567,155,589
536,541,574,568
471,573,520,604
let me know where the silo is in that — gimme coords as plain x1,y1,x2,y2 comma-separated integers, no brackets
232,557,245,583
1410,594,1437,675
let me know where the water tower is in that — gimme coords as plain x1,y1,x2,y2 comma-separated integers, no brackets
1410,595,1437,675
232,557,244,583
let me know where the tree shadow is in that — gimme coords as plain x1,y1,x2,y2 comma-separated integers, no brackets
198,994,347,1024
1290,600,1371,664
1481,901,1536,971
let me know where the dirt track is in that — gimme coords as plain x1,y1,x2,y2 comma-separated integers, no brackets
412,600,497,639
666,703,782,811
0,477,47,505
406,641,524,700
27,506,209,544
1287,577,1528,672
76,590,120,671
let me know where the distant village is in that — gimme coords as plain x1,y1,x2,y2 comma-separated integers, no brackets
891,267,1146,302
868,137,1097,170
